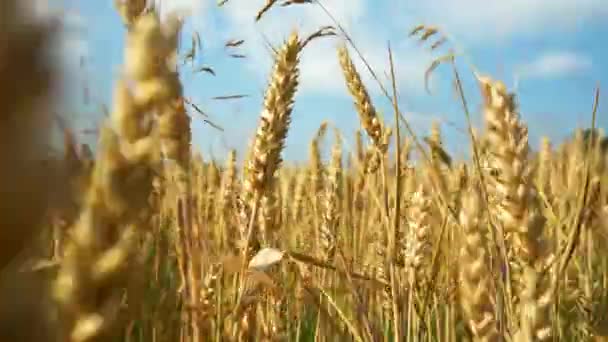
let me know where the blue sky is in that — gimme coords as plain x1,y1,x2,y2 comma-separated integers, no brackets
45,0,608,163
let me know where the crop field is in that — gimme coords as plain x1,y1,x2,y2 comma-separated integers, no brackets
0,0,607,341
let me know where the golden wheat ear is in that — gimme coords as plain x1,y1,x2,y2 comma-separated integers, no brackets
459,187,501,342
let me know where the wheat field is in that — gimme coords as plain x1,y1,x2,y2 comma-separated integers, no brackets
0,0,607,341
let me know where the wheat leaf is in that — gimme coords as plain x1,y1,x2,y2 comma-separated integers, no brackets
255,0,279,22
195,66,215,76
212,94,249,100
420,27,438,41
409,24,425,36
281,0,313,6
225,39,245,48
424,53,454,95
301,26,336,49
430,36,447,50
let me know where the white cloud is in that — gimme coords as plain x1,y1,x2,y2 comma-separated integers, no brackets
61,35,89,61
219,0,364,94
169,0,606,97
197,0,434,96
29,1,90,65
53,13,90,69
516,51,592,80
402,0,608,43
61,11,89,55
157,0,210,13
157,0,223,50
